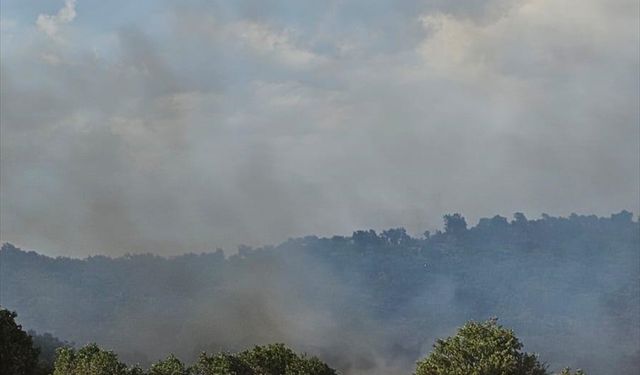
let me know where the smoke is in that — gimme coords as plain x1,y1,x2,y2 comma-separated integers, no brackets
3,213,638,374
96,248,435,374
1,0,638,257
1,1,639,371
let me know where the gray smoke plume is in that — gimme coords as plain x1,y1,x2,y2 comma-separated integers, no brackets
1,0,638,257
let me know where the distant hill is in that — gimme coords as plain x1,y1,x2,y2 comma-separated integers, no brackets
1,212,638,375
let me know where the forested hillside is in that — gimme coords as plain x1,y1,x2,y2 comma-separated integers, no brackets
1,212,638,375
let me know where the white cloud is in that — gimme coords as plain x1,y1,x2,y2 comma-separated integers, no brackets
36,0,77,41
187,15,327,68
233,21,324,67
417,0,638,82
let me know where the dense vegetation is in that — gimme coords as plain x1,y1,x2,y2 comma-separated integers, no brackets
51,342,336,375
2,309,586,375
415,319,547,375
1,212,638,374
1,308,336,375
0,309,40,375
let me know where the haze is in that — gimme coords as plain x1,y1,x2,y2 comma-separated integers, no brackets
1,0,639,257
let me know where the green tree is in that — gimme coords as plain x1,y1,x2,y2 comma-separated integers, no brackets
415,319,548,375
148,354,190,375
0,309,40,375
238,343,336,375
52,343,135,375
191,343,336,375
191,352,253,375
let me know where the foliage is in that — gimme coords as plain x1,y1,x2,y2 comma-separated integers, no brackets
52,344,135,375
414,319,547,375
148,354,189,375
443,213,467,235
192,343,336,375
4,310,588,375
48,342,335,375
191,352,254,375
237,343,336,375
0,308,40,375
29,330,72,374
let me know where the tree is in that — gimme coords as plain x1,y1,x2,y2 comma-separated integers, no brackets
513,212,528,226
52,344,135,375
238,343,336,375
611,210,633,222
443,214,467,236
29,330,71,374
415,319,548,375
381,228,411,245
0,309,40,375
352,230,381,247
192,343,336,375
148,354,189,375
191,352,253,375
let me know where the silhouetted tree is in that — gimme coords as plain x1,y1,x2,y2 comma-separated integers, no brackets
513,212,528,226
381,228,411,245
353,229,381,247
29,330,71,374
0,309,40,375
443,213,467,236
611,210,633,223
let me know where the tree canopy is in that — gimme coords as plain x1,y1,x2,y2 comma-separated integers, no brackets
192,343,336,375
415,319,547,375
0,309,40,375
49,342,336,375
2,308,588,375
52,344,139,375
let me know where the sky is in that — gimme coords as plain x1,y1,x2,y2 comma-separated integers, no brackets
1,0,639,257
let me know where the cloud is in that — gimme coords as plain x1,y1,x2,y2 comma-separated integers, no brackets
417,0,638,82
233,21,326,67
36,0,77,41
179,14,327,69
1,0,638,256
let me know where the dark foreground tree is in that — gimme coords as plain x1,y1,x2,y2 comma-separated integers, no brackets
30,330,71,374
415,319,548,375
0,308,40,375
